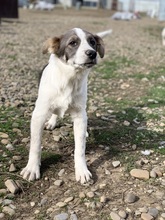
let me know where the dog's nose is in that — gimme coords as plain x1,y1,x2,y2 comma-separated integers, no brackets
85,50,97,59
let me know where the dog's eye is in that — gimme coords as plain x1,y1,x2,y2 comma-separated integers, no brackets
69,41,77,47
90,39,96,46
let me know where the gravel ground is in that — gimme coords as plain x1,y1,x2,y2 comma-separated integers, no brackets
1,7,165,220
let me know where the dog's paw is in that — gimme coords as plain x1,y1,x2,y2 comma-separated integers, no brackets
75,165,92,184
20,164,40,181
45,116,57,130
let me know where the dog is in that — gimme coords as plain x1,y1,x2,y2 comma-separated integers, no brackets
20,28,111,184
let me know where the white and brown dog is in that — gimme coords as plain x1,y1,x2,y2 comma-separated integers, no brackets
20,28,111,184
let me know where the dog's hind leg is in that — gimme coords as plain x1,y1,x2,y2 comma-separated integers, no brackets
20,105,49,181
45,114,57,130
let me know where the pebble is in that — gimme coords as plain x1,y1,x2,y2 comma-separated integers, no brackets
141,213,154,220
12,155,22,161
148,207,158,218
5,179,20,194
112,161,120,168
118,210,127,218
64,197,74,203
86,191,95,198
6,143,14,151
150,170,157,178
0,189,7,195
100,195,107,203
70,213,78,220
161,213,165,218
58,169,65,177
1,139,9,145
2,199,13,206
0,213,5,219
21,137,29,143
124,192,138,203
56,202,66,208
110,211,121,220
0,132,9,138
130,169,149,180
40,197,48,206
54,213,68,220
79,192,86,198
54,180,63,186
2,206,15,216
9,163,17,172
30,202,35,207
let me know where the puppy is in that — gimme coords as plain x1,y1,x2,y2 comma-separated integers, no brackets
20,28,110,184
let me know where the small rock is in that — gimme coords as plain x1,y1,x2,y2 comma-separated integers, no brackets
100,195,107,203
150,170,157,178
6,143,14,151
34,210,40,214
0,189,7,195
124,192,138,203
30,202,35,207
99,183,106,189
0,213,5,219
64,197,74,203
2,206,15,216
123,120,130,126
139,207,148,213
40,197,48,206
9,163,17,172
112,161,120,168
153,167,163,177
53,135,61,142
79,192,85,198
1,139,9,145
21,138,29,143
70,213,78,220
58,169,65,177
54,213,68,220
5,179,20,194
56,202,66,208
54,180,63,186
12,155,22,161
161,213,165,218
86,191,95,198
110,211,120,220
130,169,149,180
148,207,158,218
2,199,13,206
0,132,9,138
141,213,154,220
118,210,127,218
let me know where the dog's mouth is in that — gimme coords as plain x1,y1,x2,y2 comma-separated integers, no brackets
79,60,97,68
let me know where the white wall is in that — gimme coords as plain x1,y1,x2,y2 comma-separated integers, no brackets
134,0,159,12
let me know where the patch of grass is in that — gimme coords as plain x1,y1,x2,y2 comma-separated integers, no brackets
143,25,163,38
95,56,135,79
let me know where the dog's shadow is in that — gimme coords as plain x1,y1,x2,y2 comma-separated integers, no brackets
40,106,165,183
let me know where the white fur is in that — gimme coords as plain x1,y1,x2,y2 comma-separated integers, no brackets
162,28,165,46
20,28,110,184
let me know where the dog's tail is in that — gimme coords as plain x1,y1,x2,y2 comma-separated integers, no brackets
96,29,112,38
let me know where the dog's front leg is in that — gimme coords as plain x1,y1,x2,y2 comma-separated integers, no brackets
72,110,92,184
20,107,49,181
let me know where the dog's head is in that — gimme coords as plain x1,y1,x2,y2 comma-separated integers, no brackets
43,28,105,68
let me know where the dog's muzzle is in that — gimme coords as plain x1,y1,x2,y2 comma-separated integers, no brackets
84,50,97,68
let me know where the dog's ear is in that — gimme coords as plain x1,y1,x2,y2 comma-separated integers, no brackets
42,37,61,54
94,35,105,58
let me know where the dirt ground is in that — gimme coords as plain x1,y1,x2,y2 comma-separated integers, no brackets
1,7,165,220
